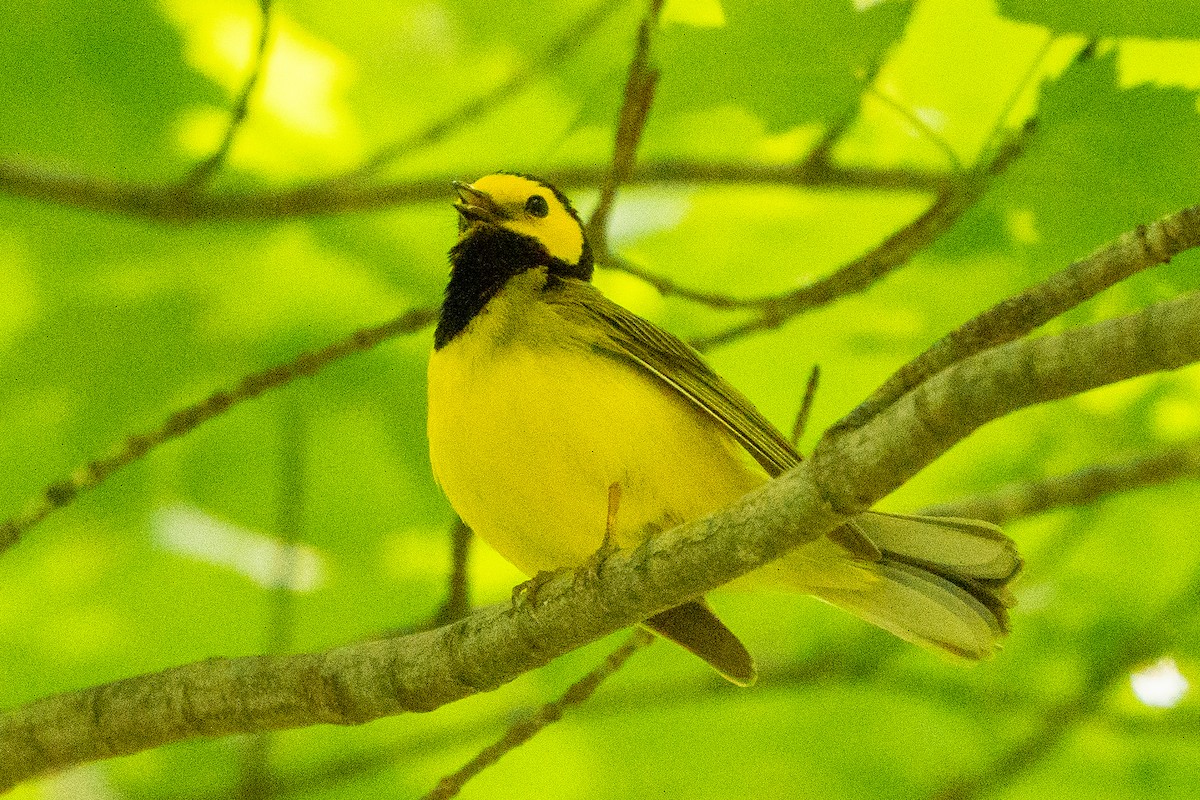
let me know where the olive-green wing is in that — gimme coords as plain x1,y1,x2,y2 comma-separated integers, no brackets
548,280,801,478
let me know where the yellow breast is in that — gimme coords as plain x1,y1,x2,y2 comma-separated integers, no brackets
426,271,767,576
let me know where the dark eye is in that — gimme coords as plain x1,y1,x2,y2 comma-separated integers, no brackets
525,194,549,217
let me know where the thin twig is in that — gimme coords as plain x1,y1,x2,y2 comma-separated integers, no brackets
601,72,868,307
585,0,664,255
604,252,765,308
863,83,964,175
421,630,654,800
790,365,821,447
238,399,306,800
978,33,1056,162
802,59,882,172
836,200,1200,432
340,0,630,184
0,304,437,556
688,121,1032,351
182,0,275,190
920,438,1200,524
688,184,969,350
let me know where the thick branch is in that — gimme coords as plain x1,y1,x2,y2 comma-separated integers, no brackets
0,459,845,790
4,285,1200,788
815,290,1200,514
840,202,1200,430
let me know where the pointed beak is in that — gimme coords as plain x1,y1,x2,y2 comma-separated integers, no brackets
453,181,509,225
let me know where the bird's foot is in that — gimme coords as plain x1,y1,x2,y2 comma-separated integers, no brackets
511,569,559,610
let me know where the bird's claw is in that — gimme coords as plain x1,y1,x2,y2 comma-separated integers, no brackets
511,569,559,610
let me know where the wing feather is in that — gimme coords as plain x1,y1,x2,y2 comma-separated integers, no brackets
547,279,801,477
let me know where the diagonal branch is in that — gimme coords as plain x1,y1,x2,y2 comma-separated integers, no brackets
421,630,653,800
837,201,1200,432
3,273,1199,790
688,124,1032,351
814,289,1200,514
0,304,437,556
340,0,630,183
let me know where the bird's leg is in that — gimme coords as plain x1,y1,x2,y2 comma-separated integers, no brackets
577,482,623,581
605,481,621,550
514,483,625,607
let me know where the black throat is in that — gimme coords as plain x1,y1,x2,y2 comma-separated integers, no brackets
434,226,594,349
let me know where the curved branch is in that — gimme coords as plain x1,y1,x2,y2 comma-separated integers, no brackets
3,279,1200,789
689,123,1031,350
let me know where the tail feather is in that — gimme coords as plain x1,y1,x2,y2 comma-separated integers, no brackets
784,511,1022,659
848,511,1019,581
813,560,1006,660
643,600,757,686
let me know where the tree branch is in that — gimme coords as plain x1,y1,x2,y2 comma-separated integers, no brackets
814,289,1200,514
3,273,1199,789
433,519,474,627
839,202,1200,431
0,452,841,791
585,0,663,256
421,630,653,800
0,304,437,556
0,158,949,222
340,0,630,183
688,124,1031,350
921,438,1200,524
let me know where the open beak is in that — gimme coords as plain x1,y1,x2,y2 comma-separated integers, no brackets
453,181,509,225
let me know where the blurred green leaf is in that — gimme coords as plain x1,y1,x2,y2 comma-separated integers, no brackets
654,0,914,131
997,0,1200,38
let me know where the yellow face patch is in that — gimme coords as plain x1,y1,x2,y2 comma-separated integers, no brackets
466,173,585,265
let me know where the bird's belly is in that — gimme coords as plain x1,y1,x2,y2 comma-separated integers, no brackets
427,342,767,576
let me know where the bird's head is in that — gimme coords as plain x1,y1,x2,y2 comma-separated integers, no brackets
452,173,592,277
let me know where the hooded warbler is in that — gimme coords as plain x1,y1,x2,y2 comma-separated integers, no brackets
427,173,1022,685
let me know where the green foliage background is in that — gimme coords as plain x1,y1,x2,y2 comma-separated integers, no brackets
2,0,1199,797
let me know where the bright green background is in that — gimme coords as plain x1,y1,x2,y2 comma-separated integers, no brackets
2,0,1199,798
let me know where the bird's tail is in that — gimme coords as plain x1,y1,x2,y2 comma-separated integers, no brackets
767,511,1022,659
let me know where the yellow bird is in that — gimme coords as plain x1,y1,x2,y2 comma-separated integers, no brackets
427,173,1021,685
